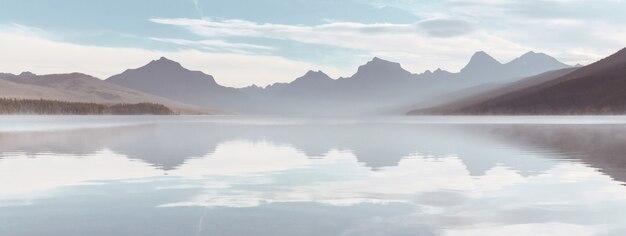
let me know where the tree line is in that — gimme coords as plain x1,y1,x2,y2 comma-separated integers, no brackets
0,98,174,115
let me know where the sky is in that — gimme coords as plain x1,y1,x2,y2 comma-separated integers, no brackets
1,0,625,87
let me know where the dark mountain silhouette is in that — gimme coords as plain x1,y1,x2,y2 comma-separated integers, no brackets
106,57,254,113
0,72,207,114
427,47,626,114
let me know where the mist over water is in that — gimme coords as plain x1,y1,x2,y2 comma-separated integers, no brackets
1,116,626,236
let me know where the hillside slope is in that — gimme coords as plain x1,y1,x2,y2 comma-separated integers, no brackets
408,67,579,115
451,48,626,114
0,72,213,114
107,57,253,113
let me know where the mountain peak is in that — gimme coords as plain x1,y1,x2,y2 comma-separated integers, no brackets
461,51,501,74
507,51,568,68
147,56,183,68
469,51,500,64
295,70,332,83
303,70,328,77
352,57,411,82
367,57,398,66
372,56,385,62
473,51,489,56
518,51,551,60
360,57,404,71
19,71,36,77
107,57,220,93
157,56,173,62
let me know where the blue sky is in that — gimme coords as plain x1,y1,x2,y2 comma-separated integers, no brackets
1,0,625,87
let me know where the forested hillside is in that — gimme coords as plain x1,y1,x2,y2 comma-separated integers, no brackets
0,98,174,115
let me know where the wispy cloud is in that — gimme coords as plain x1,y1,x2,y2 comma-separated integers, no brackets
417,19,476,37
149,37,274,54
2,0,625,85
150,17,534,73
362,0,626,65
150,17,477,39
0,25,347,87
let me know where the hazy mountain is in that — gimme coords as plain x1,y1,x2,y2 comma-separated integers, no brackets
407,67,579,115
392,82,505,115
420,68,458,81
417,48,626,115
343,57,413,84
241,51,568,115
246,57,428,115
381,51,569,113
458,51,504,80
0,120,556,175
1,51,568,116
273,70,335,97
455,51,570,84
240,84,265,96
0,72,208,114
504,51,570,79
107,57,254,113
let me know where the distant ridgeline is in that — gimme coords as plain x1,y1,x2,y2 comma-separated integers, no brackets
0,98,174,115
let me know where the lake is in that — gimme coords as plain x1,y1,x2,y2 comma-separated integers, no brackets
1,116,626,236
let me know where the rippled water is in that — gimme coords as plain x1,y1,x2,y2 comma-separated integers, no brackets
1,116,626,236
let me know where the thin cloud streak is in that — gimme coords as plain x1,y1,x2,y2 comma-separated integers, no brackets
150,17,533,73
364,0,626,65
0,27,348,87
149,37,274,53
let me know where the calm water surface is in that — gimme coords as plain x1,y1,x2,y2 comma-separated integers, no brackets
1,116,626,236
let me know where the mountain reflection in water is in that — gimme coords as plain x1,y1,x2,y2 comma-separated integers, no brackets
1,116,625,236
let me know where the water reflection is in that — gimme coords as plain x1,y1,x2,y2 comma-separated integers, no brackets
1,117,626,236
0,122,558,173
479,124,626,183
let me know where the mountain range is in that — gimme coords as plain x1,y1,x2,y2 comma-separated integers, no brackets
106,57,254,113
238,51,570,115
411,48,626,115
5,49,613,115
459,51,570,83
0,71,210,114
